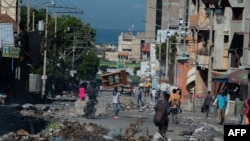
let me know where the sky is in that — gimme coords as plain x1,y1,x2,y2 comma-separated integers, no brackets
25,0,146,31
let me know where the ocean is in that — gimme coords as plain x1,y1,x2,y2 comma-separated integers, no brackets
95,28,143,46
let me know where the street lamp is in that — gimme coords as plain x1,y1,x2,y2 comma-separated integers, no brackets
27,0,55,31
30,1,55,31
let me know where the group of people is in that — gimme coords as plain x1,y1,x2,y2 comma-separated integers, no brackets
202,89,250,125
153,88,181,138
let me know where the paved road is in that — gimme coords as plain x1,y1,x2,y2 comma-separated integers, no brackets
74,89,226,141
0,87,233,140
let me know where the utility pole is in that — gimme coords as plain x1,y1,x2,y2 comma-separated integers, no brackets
159,33,161,62
41,6,49,98
165,0,172,82
27,0,30,31
54,10,82,66
174,2,184,86
17,0,21,33
73,27,76,69
207,8,214,92
31,1,55,31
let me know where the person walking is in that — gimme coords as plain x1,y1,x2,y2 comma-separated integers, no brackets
244,98,250,125
137,87,144,107
112,87,121,119
234,95,245,125
151,88,157,102
153,92,171,138
168,89,181,124
202,91,213,118
79,83,86,100
213,89,228,125
132,87,136,97
99,85,103,95
155,89,160,102
176,88,182,108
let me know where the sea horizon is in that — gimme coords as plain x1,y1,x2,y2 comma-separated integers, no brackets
95,28,144,46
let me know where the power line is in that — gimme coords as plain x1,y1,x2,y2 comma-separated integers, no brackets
55,11,83,14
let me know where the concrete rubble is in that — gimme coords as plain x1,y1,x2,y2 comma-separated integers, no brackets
0,95,226,141
0,98,152,141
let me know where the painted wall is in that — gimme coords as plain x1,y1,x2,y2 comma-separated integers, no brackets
176,62,189,103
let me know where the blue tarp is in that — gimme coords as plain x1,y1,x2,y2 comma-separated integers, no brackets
212,74,229,83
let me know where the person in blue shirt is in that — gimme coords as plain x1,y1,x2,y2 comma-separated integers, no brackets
214,89,228,125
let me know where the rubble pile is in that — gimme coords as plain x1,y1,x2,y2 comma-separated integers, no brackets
84,86,98,119
1,120,110,141
179,118,222,141
0,103,152,141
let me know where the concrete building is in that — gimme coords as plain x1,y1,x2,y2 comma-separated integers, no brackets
145,0,189,103
0,0,17,22
117,32,145,63
145,0,184,43
186,0,250,107
105,52,118,62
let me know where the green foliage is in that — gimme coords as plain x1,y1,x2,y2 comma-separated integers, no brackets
155,34,177,64
155,43,167,61
77,51,100,80
46,120,59,130
20,5,97,88
133,66,140,75
168,35,177,64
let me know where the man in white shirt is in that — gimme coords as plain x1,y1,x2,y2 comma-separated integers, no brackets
99,85,103,95
112,87,121,119
151,88,157,102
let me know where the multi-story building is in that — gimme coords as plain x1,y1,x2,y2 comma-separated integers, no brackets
186,0,250,108
117,32,145,63
145,0,189,103
145,0,184,43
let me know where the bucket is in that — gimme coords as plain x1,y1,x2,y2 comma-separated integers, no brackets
29,74,42,92
209,106,216,114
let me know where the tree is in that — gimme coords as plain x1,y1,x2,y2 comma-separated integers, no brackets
168,35,177,64
20,5,97,88
155,34,177,64
77,51,100,80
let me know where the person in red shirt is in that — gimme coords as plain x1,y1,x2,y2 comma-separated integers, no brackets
79,84,86,100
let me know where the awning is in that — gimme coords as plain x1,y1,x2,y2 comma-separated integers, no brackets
212,74,229,83
229,69,249,85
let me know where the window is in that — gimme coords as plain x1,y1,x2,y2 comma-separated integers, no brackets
232,8,243,21
224,35,229,43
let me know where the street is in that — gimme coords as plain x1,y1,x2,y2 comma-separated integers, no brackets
78,88,225,141
0,87,232,141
